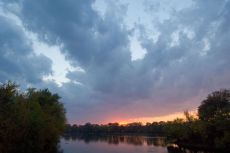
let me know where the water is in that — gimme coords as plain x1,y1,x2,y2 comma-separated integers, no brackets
60,135,168,153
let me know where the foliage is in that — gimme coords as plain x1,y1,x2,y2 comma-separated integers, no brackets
198,89,230,121
0,81,66,153
65,121,167,136
166,89,230,151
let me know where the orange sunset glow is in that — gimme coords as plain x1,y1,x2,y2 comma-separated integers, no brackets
115,110,198,125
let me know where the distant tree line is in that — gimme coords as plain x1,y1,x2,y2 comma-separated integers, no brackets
65,121,167,136
66,89,230,152
0,82,66,153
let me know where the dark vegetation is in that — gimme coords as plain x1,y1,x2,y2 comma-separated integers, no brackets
66,89,230,152
166,89,230,152
0,82,66,153
65,122,166,135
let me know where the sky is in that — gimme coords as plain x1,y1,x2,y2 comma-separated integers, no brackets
0,0,230,124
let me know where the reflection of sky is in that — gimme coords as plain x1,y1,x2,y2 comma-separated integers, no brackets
61,136,167,153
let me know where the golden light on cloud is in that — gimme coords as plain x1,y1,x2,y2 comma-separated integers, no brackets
118,121,129,125
117,110,197,125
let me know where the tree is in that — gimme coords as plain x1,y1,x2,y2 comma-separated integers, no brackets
198,89,230,121
0,81,66,153
165,89,230,151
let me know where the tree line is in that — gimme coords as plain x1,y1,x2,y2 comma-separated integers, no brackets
0,82,66,153
65,121,166,135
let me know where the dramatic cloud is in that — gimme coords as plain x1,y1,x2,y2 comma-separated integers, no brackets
1,0,230,123
0,15,52,86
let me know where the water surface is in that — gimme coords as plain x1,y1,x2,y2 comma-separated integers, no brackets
61,135,168,153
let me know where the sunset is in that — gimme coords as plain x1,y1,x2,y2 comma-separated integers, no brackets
117,110,198,125
1,0,230,153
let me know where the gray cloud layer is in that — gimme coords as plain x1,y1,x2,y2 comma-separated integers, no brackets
0,15,52,86
1,0,230,123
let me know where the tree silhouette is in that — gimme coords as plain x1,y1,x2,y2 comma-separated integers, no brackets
0,81,66,153
198,89,230,121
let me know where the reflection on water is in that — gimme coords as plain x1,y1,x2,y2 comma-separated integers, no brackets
60,135,216,153
61,135,168,153
63,134,167,147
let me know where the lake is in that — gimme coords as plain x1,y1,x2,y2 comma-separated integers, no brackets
60,135,170,153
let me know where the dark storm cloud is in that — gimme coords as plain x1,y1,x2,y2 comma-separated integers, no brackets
0,15,52,85
1,0,230,123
